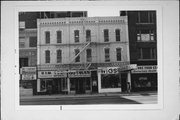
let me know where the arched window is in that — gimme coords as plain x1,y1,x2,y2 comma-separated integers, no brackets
45,50,50,63
86,30,91,42
115,29,121,41
57,30,62,43
57,49,62,63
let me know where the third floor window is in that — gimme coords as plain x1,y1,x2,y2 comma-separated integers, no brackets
104,29,109,42
45,31,50,44
57,31,62,43
86,30,91,42
115,29,121,41
74,30,79,43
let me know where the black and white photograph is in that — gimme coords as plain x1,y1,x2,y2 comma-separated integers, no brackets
1,1,179,120
19,11,158,105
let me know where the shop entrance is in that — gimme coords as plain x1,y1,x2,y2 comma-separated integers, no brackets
75,78,85,94
121,73,128,92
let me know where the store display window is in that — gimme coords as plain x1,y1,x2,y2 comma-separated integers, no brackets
101,74,121,88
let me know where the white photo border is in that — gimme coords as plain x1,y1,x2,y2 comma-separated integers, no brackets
13,2,164,111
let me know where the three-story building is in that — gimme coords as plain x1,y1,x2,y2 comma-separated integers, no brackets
36,16,132,95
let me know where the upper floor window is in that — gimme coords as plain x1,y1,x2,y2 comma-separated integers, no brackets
104,48,110,62
116,48,122,61
137,11,155,23
29,37,37,47
86,30,91,42
115,29,121,41
45,50,50,63
57,31,62,43
104,29,109,42
86,49,92,62
138,48,157,60
45,31,50,44
74,49,80,62
137,29,155,42
57,49,62,63
74,30,79,43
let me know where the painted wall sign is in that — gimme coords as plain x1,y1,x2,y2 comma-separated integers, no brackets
131,65,157,73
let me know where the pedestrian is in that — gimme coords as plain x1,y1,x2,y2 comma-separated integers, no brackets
127,82,131,94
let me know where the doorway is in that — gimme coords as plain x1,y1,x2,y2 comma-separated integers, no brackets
121,73,127,92
75,78,85,94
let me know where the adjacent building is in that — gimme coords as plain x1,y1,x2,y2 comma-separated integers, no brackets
121,11,157,92
36,16,132,94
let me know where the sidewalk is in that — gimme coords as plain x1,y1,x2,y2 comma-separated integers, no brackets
20,91,157,100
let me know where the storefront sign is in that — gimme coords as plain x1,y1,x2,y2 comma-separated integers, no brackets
98,67,119,74
22,74,36,80
68,70,91,78
132,65,157,73
21,67,36,74
98,64,137,74
118,64,137,71
21,67,36,80
38,71,67,78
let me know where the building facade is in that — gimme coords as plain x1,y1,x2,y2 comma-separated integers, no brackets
121,11,157,92
36,16,132,95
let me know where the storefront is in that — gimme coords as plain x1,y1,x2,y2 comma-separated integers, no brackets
131,65,157,91
68,70,91,94
37,70,92,95
37,71,67,94
98,67,130,93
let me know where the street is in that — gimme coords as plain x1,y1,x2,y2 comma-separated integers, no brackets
20,93,157,105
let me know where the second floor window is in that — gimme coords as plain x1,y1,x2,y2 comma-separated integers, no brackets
29,37,37,47
104,48,110,62
116,48,122,61
104,29,109,42
86,30,91,42
45,31,50,44
115,29,121,41
86,49,92,62
57,49,62,63
74,30,79,43
75,49,80,62
57,31,62,43
138,48,157,59
45,50,50,63
137,29,155,42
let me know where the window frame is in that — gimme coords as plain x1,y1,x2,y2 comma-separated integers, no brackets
57,49,62,63
45,50,50,63
104,29,109,42
86,49,92,62
45,31,50,44
116,48,122,61
56,30,62,43
86,29,91,42
74,49,80,62
104,48,110,62
115,29,121,41
74,30,80,43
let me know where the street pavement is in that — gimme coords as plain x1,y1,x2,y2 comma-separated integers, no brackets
20,92,157,105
